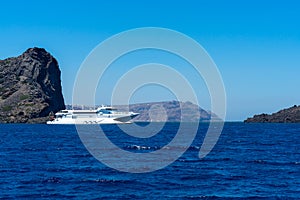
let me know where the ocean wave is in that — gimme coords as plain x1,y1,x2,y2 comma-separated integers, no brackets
81,178,134,184
43,177,62,183
246,159,300,166
124,145,155,150
123,145,201,151
178,159,200,163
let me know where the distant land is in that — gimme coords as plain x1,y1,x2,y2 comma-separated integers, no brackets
0,47,65,123
245,105,300,123
67,101,220,122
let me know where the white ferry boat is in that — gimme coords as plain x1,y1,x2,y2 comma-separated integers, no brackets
46,105,139,124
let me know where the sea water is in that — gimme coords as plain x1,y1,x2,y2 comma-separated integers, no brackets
0,123,299,198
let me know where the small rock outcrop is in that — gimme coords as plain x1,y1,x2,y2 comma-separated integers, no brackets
244,105,300,123
0,47,65,123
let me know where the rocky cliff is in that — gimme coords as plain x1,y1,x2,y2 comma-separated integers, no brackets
0,47,65,123
244,105,300,123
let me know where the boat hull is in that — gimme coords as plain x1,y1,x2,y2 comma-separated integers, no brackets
46,113,139,125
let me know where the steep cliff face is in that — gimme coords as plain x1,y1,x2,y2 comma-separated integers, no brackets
0,47,65,123
245,105,300,123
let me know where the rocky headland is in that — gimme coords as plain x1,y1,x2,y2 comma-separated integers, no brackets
244,105,300,123
0,48,65,123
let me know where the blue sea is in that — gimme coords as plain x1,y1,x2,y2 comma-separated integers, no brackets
0,123,299,199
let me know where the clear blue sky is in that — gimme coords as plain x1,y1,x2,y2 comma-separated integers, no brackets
0,0,299,121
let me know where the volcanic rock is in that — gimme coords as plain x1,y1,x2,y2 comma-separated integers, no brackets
0,47,65,123
244,105,300,123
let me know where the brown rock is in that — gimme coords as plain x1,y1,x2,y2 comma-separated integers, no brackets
244,105,300,123
0,47,65,123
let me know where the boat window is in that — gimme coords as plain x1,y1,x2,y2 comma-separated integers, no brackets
100,110,112,114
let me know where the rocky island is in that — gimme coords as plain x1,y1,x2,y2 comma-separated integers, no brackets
0,48,65,123
125,101,219,122
245,105,300,123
